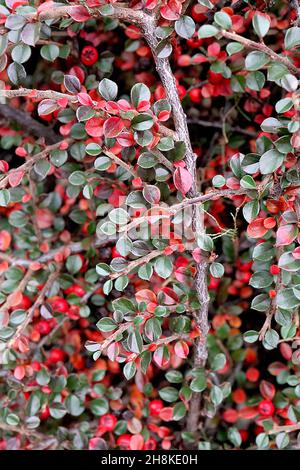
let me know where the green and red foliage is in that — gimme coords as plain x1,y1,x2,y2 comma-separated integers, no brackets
0,0,300,451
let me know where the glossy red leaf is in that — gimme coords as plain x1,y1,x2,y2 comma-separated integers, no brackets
173,167,193,195
174,340,189,359
68,5,91,22
85,117,104,137
159,407,174,421
135,289,157,303
130,434,144,450
276,224,298,246
153,345,170,368
160,0,182,20
247,218,269,238
77,93,93,106
103,117,124,138
259,380,275,400
8,170,24,187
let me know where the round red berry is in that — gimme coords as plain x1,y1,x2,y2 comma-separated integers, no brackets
81,46,99,66
52,298,69,313
149,399,164,416
189,88,202,103
270,265,280,275
258,399,275,417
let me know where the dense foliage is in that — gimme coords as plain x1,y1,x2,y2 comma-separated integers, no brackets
1,0,300,451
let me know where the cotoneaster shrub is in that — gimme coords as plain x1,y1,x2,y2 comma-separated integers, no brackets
0,0,300,451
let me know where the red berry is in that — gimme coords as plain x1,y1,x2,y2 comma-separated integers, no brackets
14,294,32,310
40,405,50,420
149,399,164,416
246,367,260,382
116,434,131,449
52,298,69,313
269,289,276,299
189,88,202,103
144,437,157,450
187,38,203,48
64,284,85,297
177,84,187,99
258,399,275,417
99,413,117,432
270,264,280,275
81,46,99,66
232,388,246,404
208,70,223,84
35,320,52,335
191,4,206,22
47,348,65,364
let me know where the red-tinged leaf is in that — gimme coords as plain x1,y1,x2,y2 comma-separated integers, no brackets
37,1,54,13
0,310,9,329
14,365,25,381
77,93,93,106
88,438,108,450
0,260,8,272
7,290,23,308
87,0,102,6
16,335,30,353
247,218,269,238
153,345,170,368
160,0,182,20
226,176,240,189
0,160,9,173
173,167,193,195
174,266,190,283
116,132,135,147
105,101,120,115
268,361,289,376
64,75,81,94
0,230,11,251
292,246,300,259
68,5,91,22
143,184,161,204
107,342,119,361
237,406,259,420
279,342,292,360
259,380,275,400
8,170,24,187
130,434,144,450
192,54,209,64
135,289,157,303
85,117,104,137
159,407,174,421
145,0,157,9
161,287,179,305
158,110,170,121
276,224,298,246
192,247,202,263
36,208,54,229
117,99,132,112
137,100,150,112
174,340,189,359
38,99,58,116
29,262,42,271
57,97,68,108
103,117,124,138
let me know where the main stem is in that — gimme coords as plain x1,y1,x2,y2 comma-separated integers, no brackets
142,14,210,432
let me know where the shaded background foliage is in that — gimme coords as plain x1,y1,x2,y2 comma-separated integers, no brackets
0,0,299,451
